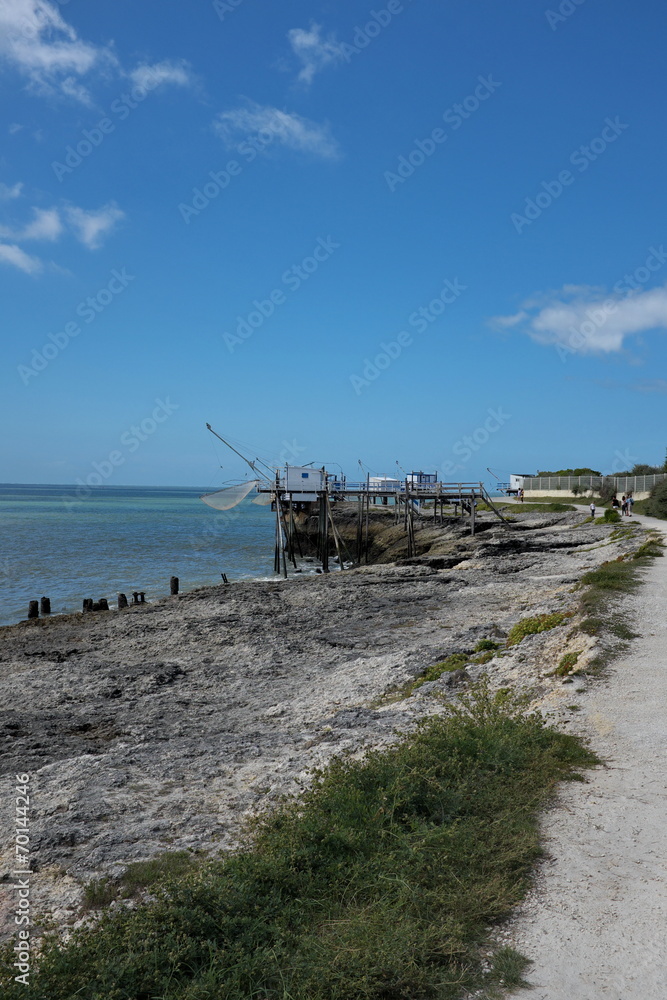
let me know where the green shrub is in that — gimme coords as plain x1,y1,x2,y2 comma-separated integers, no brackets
645,478,667,519
415,652,469,686
599,477,617,502
475,639,500,652
472,651,494,664
83,851,198,910
601,508,621,523
0,683,597,1000
506,612,568,647
633,538,665,559
554,652,580,676
82,878,116,911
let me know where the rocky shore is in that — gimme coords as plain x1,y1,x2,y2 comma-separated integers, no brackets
0,507,646,939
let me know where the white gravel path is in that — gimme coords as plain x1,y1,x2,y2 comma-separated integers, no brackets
508,511,667,999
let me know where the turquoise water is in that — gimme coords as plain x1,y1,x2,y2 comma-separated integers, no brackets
0,484,277,626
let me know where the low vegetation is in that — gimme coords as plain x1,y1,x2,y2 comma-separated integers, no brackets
506,612,569,647
83,851,198,911
2,683,598,1000
597,509,621,524
553,652,580,677
514,501,576,513
635,478,667,520
575,536,664,667
414,652,470,686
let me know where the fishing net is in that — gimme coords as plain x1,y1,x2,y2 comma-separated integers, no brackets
200,480,260,510
251,492,275,506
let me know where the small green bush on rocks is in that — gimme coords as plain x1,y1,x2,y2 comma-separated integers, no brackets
506,613,568,647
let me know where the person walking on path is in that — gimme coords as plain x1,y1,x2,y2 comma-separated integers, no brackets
590,501,596,519
621,496,629,516
628,493,634,515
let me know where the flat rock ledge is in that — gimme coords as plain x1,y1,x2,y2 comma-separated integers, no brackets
0,512,644,939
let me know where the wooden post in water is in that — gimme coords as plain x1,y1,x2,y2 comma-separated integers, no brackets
132,592,140,605
118,593,128,609
28,601,39,619
139,592,145,603
83,599,93,612
289,497,303,558
326,491,344,569
98,598,109,611
40,597,51,615
279,497,296,570
170,576,179,595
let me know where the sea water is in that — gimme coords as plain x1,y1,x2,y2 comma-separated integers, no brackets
0,484,278,627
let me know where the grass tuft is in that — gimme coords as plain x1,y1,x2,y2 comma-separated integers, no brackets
0,682,598,1000
506,612,568,647
475,639,501,652
82,851,197,911
553,652,580,677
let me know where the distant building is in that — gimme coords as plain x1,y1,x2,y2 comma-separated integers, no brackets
284,465,324,501
509,474,534,493
408,471,438,485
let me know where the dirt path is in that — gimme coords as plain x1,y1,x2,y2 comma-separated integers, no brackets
508,511,667,999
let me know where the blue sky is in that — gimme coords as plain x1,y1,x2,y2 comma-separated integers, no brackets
1,0,666,488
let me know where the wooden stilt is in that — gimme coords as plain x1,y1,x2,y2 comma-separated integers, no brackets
274,498,281,574
28,600,39,619
326,491,345,569
118,593,128,609
170,576,179,595
321,492,329,573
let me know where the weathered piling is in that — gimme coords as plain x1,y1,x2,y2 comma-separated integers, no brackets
82,599,93,612
132,592,139,605
98,599,109,611
28,601,39,619
170,576,179,595
117,593,128,609
139,592,145,603
40,596,51,615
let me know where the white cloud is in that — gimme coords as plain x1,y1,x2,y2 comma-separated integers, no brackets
0,0,117,102
128,58,194,91
65,201,124,249
494,283,667,354
0,205,62,241
8,122,25,134
0,180,23,199
21,206,62,240
214,101,340,159
631,379,667,394
492,310,526,329
287,23,345,85
0,1,193,105
0,241,42,274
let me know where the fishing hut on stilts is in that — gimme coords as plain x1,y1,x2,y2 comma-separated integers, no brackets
200,424,510,578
